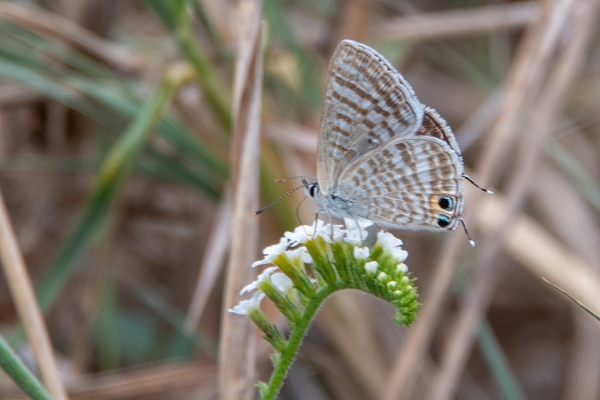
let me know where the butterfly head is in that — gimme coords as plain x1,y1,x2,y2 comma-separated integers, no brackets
302,179,320,199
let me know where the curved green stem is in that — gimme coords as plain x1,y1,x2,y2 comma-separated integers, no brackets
262,282,347,400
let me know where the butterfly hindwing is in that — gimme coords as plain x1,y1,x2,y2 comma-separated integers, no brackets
415,106,462,155
338,136,464,231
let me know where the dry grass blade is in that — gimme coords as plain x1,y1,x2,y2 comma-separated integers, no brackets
67,362,216,400
219,1,263,399
329,0,373,51
0,188,68,400
0,361,217,400
531,161,600,399
543,278,600,321
476,194,600,315
316,292,388,398
262,119,318,153
184,190,232,333
383,0,576,397
0,2,147,72
427,1,599,398
455,87,504,152
370,1,539,41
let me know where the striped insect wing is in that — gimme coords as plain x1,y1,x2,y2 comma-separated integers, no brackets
309,39,475,236
339,136,464,232
415,106,462,156
317,40,424,194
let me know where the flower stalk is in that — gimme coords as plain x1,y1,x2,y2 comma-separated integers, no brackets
229,219,421,399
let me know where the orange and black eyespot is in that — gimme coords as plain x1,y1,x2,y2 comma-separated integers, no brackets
438,196,453,211
437,214,451,228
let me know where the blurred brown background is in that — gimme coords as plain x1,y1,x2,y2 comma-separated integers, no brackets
0,0,600,399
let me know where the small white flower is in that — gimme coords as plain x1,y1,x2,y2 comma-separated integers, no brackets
344,217,373,230
376,231,403,248
240,267,277,294
377,272,388,282
285,220,326,245
389,248,408,263
396,263,408,274
319,224,345,243
285,247,313,264
354,246,369,260
344,229,365,246
365,261,379,274
229,291,265,315
376,231,408,262
271,273,294,293
343,218,372,245
387,281,397,289
252,237,289,268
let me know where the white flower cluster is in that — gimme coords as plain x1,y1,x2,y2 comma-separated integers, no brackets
229,218,410,315
359,231,409,276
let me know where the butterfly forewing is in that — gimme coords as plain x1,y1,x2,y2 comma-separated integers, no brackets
339,137,464,231
317,40,424,195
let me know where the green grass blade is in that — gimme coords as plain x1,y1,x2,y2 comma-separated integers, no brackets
36,64,196,312
0,54,228,191
97,276,119,371
477,320,528,400
0,334,53,400
67,77,229,178
116,272,217,359
144,0,232,133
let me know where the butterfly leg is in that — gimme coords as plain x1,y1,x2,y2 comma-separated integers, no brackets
320,207,335,241
310,210,323,238
351,214,365,247
375,223,389,234
328,213,334,241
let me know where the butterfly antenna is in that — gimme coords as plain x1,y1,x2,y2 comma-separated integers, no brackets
463,174,494,194
254,184,307,216
276,176,317,183
459,218,476,247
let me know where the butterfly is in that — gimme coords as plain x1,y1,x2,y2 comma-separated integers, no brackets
305,40,490,240
257,40,490,243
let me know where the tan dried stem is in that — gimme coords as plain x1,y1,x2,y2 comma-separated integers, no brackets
0,2,147,72
185,190,232,333
55,361,215,400
218,1,264,399
383,0,577,397
0,188,69,399
476,194,600,317
426,1,600,398
329,0,374,54
317,292,388,398
370,1,539,41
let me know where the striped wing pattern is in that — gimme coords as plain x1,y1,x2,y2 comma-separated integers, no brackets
339,137,464,231
317,40,424,195
316,40,465,231
416,106,462,155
